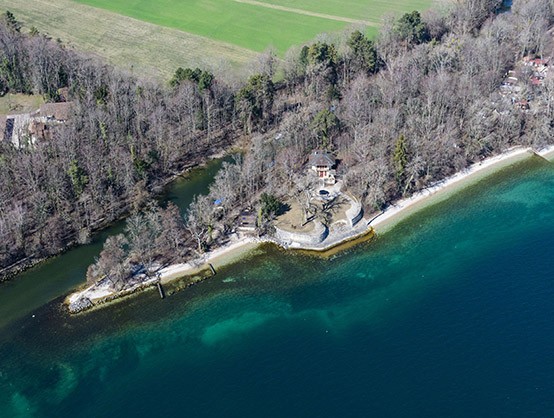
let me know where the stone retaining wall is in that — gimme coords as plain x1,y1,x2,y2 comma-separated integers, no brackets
345,196,363,227
274,221,328,247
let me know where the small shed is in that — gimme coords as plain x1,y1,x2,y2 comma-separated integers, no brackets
237,209,257,233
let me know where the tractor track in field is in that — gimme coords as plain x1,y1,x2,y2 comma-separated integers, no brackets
233,0,380,27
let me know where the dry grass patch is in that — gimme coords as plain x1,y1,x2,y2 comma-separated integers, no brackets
0,93,44,115
0,0,259,81
275,194,352,233
275,200,315,233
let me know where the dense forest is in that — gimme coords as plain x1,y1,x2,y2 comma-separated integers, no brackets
0,10,239,277
1,0,554,283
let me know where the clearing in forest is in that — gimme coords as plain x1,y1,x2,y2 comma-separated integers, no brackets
0,94,44,115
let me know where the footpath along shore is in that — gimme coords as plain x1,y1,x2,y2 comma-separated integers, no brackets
67,145,554,313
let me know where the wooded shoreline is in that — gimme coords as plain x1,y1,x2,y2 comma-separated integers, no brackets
4,1,554,313
66,145,554,314
0,139,236,283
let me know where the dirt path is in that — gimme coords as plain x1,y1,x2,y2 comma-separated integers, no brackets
233,0,379,27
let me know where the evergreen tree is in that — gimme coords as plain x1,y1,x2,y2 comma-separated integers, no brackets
393,134,409,183
3,11,20,33
311,109,340,149
395,11,429,46
260,193,281,218
348,30,379,74
67,160,89,196
170,67,213,90
236,74,274,133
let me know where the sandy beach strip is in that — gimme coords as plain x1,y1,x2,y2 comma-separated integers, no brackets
159,237,264,284
369,147,538,234
66,238,264,309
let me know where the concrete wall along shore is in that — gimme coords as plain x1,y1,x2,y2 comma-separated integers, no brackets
274,221,329,247
345,196,363,227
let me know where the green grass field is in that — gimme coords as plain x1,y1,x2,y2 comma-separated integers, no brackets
74,0,345,54
0,0,260,80
250,0,433,23
0,0,433,80
74,0,432,54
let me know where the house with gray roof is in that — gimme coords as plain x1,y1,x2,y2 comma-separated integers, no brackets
309,150,336,184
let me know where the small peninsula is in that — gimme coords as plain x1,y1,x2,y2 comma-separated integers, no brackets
67,145,554,312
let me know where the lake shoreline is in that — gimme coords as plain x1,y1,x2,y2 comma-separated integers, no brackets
6,139,554,418
368,146,552,234
65,145,554,314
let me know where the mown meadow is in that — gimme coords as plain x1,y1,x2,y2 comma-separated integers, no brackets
73,0,432,53
250,0,433,23
0,0,432,78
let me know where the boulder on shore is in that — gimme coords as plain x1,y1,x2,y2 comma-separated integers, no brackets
68,297,93,313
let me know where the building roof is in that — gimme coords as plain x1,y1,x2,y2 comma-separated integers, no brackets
28,120,51,141
532,58,548,66
238,209,257,229
4,117,14,142
524,56,550,67
309,150,335,167
39,102,72,121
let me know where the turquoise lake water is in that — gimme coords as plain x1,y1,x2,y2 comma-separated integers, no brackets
1,156,554,417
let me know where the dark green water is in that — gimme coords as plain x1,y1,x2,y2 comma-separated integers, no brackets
0,158,226,329
1,156,554,417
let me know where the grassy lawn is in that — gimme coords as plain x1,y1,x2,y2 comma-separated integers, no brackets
0,0,433,80
74,0,433,54
74,0,345,54
0,93,44,115
0,0,259,80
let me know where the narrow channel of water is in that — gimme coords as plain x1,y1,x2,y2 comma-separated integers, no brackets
0,158,227,329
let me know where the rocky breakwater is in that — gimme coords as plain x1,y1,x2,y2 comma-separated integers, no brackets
67,274,159,313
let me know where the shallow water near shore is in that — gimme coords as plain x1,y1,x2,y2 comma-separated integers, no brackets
1,156,554,417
